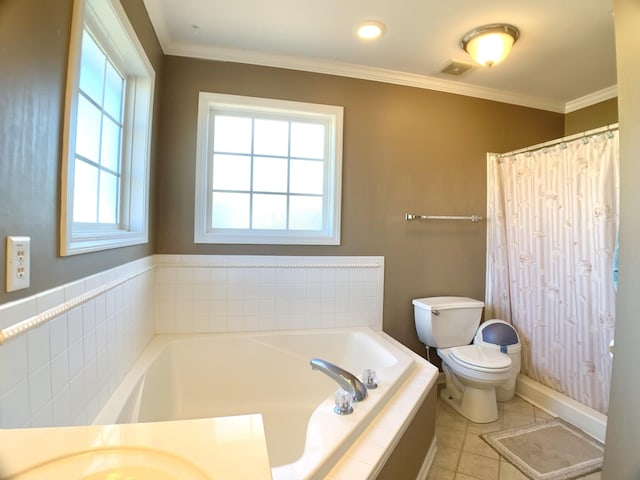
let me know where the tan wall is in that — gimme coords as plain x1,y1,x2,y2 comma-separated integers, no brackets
156,56,564,353
0,0,163,304
565,98,618,135
603,0,640,476
377,386,437,479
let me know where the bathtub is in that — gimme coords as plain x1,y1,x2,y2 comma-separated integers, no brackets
93,327,429,479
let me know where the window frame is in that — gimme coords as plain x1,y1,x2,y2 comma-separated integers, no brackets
194,92,343,245
60,0,154,256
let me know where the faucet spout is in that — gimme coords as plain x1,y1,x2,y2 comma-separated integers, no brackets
310,358,368,402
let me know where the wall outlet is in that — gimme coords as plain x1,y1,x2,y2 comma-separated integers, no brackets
6,236,30,292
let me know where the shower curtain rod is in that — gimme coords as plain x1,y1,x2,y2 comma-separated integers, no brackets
497,122,619,158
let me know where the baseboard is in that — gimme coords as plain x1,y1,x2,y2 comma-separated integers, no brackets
515,374,607,443
416,437,437,480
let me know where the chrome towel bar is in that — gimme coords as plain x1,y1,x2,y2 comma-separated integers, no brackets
405,213,483,223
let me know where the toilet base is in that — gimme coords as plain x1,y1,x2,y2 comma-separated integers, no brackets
440,385,499,423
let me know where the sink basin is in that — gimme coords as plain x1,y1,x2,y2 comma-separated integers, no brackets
10,446,211,480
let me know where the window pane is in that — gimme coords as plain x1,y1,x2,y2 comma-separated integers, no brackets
212,154,251,191
289,196,323,230
98,171,118,224
252,194,286,229
290,159,324,194
79,30,105,105
290,122,325,159
104,61,124,121
211,192,250,228
253,156,287,193
73,159,98,223
253,119,288,156
214,115,252,154
75,95,102,162
101,116,121,172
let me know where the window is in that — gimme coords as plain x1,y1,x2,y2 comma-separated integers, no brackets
195,93,343,245
60,0,154,255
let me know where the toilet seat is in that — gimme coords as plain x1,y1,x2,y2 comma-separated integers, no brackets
448,345,511,373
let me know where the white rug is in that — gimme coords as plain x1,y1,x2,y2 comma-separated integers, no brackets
481,418,604,480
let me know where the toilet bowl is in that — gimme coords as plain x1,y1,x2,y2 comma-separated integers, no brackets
437,344,511,423
412,296,516,423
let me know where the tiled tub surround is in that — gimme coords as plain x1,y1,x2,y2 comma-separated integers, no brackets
0,255,383,429
154,255,384,333
0,257,156,429
0,255,441,479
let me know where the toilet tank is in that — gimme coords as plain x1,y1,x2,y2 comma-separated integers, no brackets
412,296,485,348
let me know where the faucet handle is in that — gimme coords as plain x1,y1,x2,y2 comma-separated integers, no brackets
362,369,378,389
334,389,354,415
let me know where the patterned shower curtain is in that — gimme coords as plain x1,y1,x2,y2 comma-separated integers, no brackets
485,130,619,414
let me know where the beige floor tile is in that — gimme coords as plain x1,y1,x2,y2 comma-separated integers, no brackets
433,446,462,471
457,452,500,480
533,406,554,422
431,388,599,480
455,473,483,480
501,396,533,414
437,425,467,450
499,459,528,479
467,418,503,435
437,404,469,432
501,410,534,428
427,465,456,480
462,430,499,460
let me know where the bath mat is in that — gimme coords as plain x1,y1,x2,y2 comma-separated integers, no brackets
481,418,603,480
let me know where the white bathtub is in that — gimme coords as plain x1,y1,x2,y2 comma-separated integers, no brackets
93,327,427,479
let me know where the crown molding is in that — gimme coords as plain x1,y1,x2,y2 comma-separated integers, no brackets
564,86,618,113
164,42,568,113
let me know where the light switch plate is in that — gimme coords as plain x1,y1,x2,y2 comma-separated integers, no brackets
6,236,30,292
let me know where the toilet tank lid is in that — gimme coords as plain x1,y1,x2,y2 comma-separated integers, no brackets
412,296,484,310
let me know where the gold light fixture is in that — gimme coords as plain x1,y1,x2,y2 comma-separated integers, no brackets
461,24,520,67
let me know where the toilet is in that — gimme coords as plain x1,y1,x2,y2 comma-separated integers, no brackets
412,296,518,423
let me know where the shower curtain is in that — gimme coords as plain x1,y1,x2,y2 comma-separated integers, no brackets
485,130,618,414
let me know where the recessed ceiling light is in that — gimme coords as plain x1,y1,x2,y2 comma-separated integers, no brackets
357,21,386,40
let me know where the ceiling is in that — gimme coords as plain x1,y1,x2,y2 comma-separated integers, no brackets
142,0,617,113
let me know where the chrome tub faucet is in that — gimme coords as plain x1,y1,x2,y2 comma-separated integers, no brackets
310,358,368,402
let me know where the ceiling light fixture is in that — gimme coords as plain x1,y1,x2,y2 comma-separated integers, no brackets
357,21,386,40
461,24,520,67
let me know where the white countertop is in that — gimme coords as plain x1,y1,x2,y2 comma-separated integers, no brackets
0,414,272,479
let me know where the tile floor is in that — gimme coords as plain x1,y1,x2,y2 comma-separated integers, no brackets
428,390,603,480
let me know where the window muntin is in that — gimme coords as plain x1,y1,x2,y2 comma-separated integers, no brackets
60,0,154,256
73,28,124,227
195,93,342,245
210,112,327,231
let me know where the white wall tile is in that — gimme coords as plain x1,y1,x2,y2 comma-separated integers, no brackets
0,257,155,429
51,351,70,396
0,335,27,397
68,339,84,381
64,279,86,301
0,380,29,428
49,314,68,358
52,386,71,426
28,363,52,416
27,323,50,375
36,287,65,313
31,402,53,427
67,307,83,345
69,371,86,426
0,297,36,329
